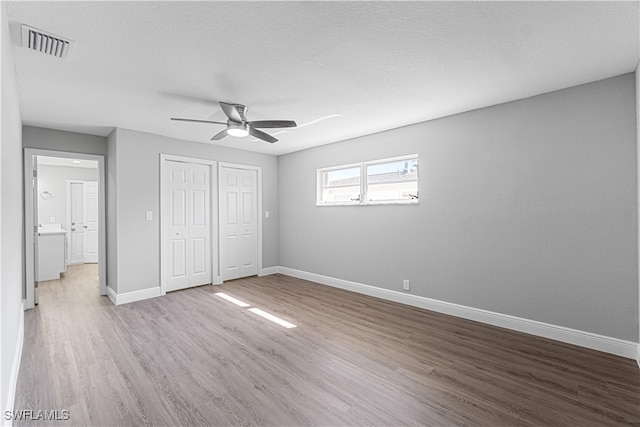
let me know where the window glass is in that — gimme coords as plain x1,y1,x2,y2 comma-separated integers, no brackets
324,167,360,187
367,159,418,202
321,186,361,204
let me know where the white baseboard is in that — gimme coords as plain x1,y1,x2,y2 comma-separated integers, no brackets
259,266,279,276
107,286,163,305
107,286,117,305
277,267,638,360
4,300,25,427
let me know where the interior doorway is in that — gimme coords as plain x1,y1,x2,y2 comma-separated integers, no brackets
24,149,106,309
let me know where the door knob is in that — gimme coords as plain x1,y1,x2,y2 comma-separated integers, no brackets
83,225,87,229
71,228,76,231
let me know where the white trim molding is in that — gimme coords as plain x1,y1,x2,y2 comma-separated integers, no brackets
278,267,638,360
107,286,162,305
4,300,25,427
259,266,279,276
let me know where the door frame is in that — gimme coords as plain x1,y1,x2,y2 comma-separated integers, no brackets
218,162,263,281
160,154,218,294
24,148,107,309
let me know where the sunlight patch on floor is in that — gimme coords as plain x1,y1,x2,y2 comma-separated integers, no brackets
215,292,297,329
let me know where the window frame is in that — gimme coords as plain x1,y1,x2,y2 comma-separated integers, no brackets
317,154,419,206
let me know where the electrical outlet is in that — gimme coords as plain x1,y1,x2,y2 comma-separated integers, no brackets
403,279,410,291
49,217,56,223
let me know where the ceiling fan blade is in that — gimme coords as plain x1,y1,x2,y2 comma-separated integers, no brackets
249,127,278,143
219,102,243,123
211,129,228,141
171,118,227,125
249,120,297,129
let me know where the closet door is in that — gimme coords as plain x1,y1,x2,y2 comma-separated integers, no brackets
220,166,258,281
164,161,211,292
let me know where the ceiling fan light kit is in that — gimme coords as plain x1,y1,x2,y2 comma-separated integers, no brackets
227,122,249,137
171,101,297,143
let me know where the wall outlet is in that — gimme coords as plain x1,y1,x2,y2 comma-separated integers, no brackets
49,217,56,223
403,279,410,291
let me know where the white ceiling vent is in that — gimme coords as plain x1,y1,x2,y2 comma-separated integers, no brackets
21,24,75,60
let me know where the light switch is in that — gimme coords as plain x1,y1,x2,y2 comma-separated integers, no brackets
265,211,270,219
145,211,153,221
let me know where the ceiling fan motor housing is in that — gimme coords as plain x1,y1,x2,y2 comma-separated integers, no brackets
233,104,247,120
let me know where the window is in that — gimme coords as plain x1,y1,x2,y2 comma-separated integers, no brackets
319,166,361,204
317,155,418,205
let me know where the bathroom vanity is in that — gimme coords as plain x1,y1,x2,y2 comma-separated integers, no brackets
36,224,67,282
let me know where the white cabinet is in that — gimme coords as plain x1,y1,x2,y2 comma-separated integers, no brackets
36,226,67,281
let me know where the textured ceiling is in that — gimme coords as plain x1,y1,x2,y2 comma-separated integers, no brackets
5,1,639,155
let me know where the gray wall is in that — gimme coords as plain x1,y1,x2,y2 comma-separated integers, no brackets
108,128,279,294
37,165,98,227
23,126,107,156
1,1,24,417
279,73,638,342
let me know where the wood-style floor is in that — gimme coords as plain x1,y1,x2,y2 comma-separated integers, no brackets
14,264,640,426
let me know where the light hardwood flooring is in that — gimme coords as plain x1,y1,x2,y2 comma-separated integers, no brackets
13,264,640,426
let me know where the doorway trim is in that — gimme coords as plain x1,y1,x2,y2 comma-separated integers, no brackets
218,162,263,281
160,154,218,294
24,148,107,309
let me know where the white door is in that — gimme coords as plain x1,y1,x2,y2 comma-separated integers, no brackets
83,181,99,263
220,167,258,281
164,160,212,292
69,181,85,264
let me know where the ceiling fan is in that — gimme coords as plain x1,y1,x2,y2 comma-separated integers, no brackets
171,102,297,143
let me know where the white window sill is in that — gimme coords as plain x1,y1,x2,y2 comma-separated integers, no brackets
317,200,419,207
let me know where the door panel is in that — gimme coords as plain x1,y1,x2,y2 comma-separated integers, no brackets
187,164,211,287
171,239,187,278
83,181,99,263
69,182,85,264
172,189,187,226
227,193,238,224
164,160,211,292
240,233,255,268
242,192,253,224
192,238,206,274
166,162,190,291
192,190,206,226
220,167,258,281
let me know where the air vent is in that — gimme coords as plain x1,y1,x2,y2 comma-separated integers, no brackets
21,24,75,60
